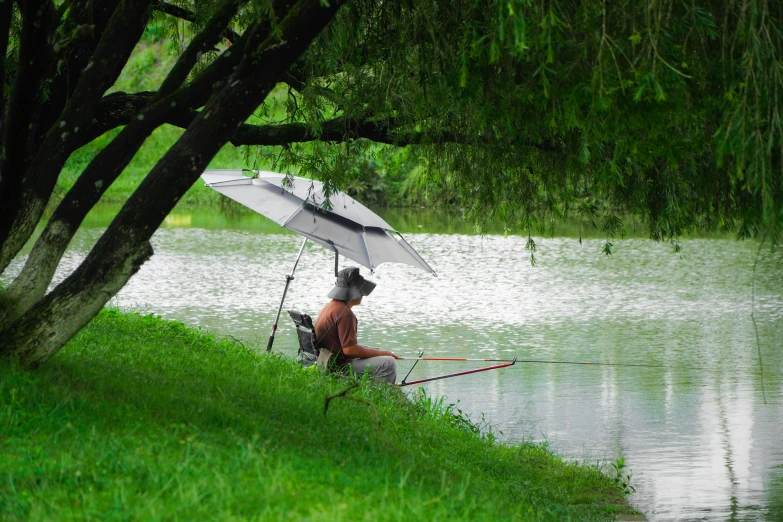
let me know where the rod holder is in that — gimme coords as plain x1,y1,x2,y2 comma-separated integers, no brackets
400,351,425,385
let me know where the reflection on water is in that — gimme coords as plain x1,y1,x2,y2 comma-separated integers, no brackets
3,209,782,521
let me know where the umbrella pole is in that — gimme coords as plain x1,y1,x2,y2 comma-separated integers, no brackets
326,240,339,276
267,237,308,352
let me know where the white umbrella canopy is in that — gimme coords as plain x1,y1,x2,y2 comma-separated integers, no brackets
200,169,436,352
200,170,435,274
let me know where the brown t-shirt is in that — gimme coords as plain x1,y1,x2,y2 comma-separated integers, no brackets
314,299,357,367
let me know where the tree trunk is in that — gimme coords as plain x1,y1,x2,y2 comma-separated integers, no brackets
0,0,345,366
0,0,13,130
0,2,57,260
35,0,123,143
0,0,151,274
0,240,155,366
4,0,246,319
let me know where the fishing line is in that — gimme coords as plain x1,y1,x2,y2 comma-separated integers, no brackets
751,232,768,405
399,356,706,370
399,356,778,372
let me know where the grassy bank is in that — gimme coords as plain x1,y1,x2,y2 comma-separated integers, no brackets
0,310,636,520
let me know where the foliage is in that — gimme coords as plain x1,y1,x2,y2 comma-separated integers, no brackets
69,0,783,226
260,0,783,244
609,458,636,496
3,1,783,364
0,310,637,520
341,149,460,208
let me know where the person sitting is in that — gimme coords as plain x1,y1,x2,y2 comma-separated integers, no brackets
314,266,399,384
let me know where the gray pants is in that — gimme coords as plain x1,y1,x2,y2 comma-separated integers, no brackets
350,356,397,384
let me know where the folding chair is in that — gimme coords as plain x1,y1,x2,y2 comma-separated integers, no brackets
287,310,334,370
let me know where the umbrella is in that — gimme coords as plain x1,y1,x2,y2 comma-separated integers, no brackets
200,169,436,351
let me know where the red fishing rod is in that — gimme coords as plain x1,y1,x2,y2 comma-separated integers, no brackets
398,355,516,386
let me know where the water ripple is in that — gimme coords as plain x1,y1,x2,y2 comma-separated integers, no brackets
3,226,782,521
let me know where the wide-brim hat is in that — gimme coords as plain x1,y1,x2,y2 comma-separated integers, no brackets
327,266,376,301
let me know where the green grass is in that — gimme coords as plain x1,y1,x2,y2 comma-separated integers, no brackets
0,310,637,521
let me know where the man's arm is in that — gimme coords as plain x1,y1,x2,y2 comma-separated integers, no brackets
343,344,400,359
335,307,399,359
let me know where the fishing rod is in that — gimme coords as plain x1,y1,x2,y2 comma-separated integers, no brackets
399,357,516,387
399,356,704,370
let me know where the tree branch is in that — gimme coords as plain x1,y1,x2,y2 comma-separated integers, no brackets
76,12,254,150
153,1,241,43
37,0,123,145
77,11,260,147
156,0,248,101
90,100,463,146
322,382,381,422
229,116,407,145
86,93,559,157
282,58,344,108
227,116,559,151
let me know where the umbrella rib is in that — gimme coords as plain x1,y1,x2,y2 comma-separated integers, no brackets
395,232,437,275
281,203,307,228
360,229,374,270
204,178,253,187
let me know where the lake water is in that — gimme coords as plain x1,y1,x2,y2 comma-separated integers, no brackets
4,207,783,521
